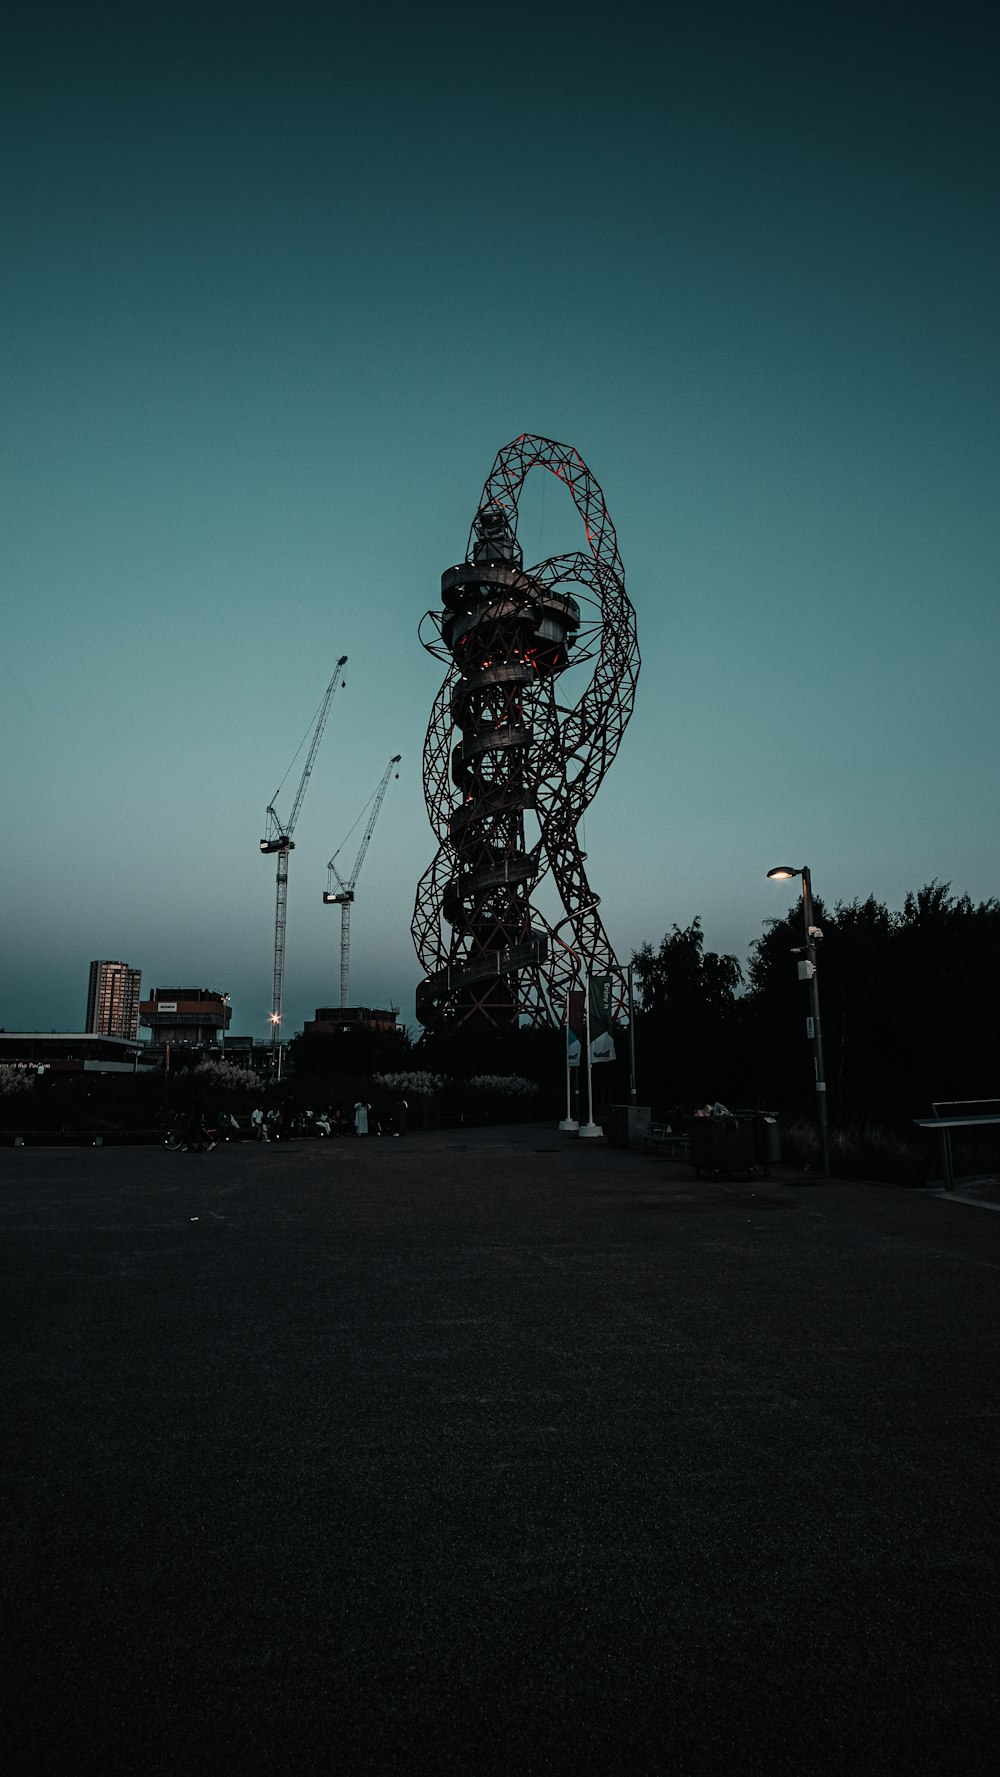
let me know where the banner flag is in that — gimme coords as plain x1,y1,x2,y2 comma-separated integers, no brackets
589,975,616,1064
567,989,586,1068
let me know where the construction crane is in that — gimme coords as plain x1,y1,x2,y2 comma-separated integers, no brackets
260,655,348,1055
323,754,402,1007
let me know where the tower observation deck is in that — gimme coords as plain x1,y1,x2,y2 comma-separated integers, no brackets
413,435,639,1031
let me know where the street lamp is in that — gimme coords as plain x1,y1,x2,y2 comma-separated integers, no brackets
767,865,831,1178
269,1012,283,1083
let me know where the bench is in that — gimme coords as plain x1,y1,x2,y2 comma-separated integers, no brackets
646,1123,690,1159
914,1099,1000,1191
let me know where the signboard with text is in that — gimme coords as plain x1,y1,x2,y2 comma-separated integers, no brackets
588,975,616,1064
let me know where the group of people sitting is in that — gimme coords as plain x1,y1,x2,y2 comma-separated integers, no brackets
178,1096,410,1149
248,1104,340,1141
244,1099,409,1141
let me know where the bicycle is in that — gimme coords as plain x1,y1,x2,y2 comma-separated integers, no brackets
160,1112,217,1152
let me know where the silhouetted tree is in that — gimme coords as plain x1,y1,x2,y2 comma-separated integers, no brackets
892,881,1000,1113
741,881,1000,1126
287,1022,411,1079
413,1021,565,1089
631,919,743,1111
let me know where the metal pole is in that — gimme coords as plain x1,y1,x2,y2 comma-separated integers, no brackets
559,991,579,1132
580,973,601,1137
801,867,830,1179
584,975,593,1126
565,993,572,1124
627,963,637,1105
272,847,289,1046
549,922,586,1133
340,901,352,1007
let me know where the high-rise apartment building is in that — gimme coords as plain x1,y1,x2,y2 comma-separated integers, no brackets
86,960,142,1040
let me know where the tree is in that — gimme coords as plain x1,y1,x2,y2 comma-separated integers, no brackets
742,890,892,1115
287,1022,411,1079
631,919,743,1111
413,1021,565,1089
742,882,1000,1126
893,882,1000,1113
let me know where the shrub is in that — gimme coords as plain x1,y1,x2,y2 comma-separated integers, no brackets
192,1059,260,1091
0,1067,35,1097
780,1116,927,1187
372,1071,444,1098
468,1074,539,1098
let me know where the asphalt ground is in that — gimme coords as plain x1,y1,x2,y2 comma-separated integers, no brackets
2,1128,998,1775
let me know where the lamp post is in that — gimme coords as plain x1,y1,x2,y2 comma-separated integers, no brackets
767,865,831,1179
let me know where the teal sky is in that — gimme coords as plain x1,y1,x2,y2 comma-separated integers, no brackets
2,2,997,1037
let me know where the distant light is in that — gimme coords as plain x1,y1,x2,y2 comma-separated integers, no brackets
767,866,799,881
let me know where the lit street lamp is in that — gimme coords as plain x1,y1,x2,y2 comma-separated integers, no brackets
269,1012,283,1083
767,865,831,1178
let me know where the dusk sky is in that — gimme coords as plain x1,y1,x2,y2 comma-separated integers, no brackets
3,3,997,1039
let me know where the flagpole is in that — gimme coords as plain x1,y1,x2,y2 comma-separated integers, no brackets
627,962,637,1105
559,989,579,1132
579,972,601,1139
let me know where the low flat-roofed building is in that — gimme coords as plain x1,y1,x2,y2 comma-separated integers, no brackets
139,988,232,1048
217,1036,264,1067
0,1033,159,1073
303,1006,402,1036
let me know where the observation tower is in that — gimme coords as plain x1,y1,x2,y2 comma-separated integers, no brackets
413,435,639,1030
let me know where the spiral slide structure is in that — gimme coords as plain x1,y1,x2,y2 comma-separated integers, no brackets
412,436,639,1029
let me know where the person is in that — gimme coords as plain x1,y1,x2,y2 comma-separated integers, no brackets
694,1104,712,1119
353,1100,369,1136
251,1106,269,1143
186,1093,214,1153
391,1096,408,1137
219,1109,241,1142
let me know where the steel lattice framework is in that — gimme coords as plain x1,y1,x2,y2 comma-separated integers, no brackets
412,436,639,1030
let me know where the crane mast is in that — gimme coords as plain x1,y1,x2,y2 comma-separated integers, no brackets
260,654,348,1056
323,754,401,1007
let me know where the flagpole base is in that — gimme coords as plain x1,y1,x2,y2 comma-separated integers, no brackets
558,1118,579,1132
578,1122,603,1139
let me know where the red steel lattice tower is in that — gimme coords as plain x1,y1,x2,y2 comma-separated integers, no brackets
412,436,639,1030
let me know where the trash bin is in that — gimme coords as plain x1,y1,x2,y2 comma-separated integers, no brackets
603,1105,651,1149
731,1109,782,1172
759,1115,781,1167
687,1114,755,1176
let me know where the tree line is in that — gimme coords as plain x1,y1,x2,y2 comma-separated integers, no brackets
631,881,1000,1131
283,879,998,1136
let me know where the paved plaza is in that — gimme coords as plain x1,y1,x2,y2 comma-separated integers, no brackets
3,1127,998,1773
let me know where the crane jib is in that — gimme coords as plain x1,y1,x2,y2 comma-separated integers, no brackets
261,654,348,1045
323,753,402,1008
